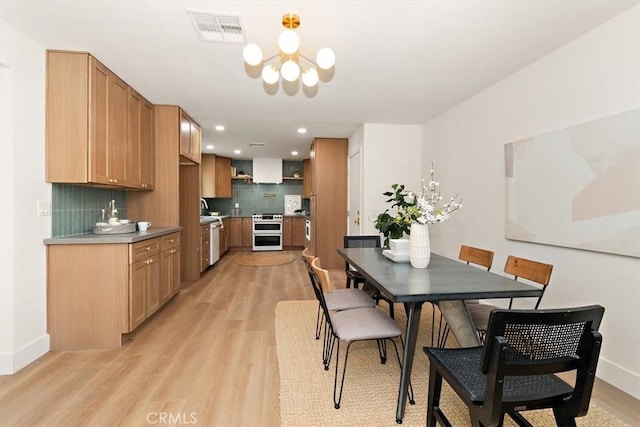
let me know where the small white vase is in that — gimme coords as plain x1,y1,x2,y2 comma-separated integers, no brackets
409,223,431,268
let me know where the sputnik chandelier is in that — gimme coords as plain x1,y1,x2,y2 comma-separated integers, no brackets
242,13,335,87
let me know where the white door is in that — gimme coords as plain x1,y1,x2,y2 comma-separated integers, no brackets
348,151,361,235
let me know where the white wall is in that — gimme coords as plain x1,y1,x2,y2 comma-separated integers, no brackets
352,124,423,236
0,20,50,374
422,6,640,398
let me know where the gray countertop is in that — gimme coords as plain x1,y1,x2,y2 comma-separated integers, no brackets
44,226,182,245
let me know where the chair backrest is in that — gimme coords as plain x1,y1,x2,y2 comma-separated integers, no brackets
481,305,604,422
311,257,334,293
504,255,553,309
301,247,314,269
458,245,494,271
343,235,381,271
308,261,333,327
343,235,381,249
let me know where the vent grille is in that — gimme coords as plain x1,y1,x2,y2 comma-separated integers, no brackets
248,142,267,148
186,10,245,44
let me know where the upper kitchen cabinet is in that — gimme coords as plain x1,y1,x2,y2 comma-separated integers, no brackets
201,153,216,197
215,156,232,198
127,88,155,190
179,110,201,165
311,138,348,269
46,50,149,189
302,158,312,198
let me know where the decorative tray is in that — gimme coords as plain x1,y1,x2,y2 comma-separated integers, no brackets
382,249,410,263
91,223,136,235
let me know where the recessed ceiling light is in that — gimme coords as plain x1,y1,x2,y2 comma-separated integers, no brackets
291,151,299,156
215,125,225,131
206,144,214,150
297,128,307,134
234,149,242,154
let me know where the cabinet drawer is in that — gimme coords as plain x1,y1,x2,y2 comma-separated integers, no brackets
130,238,160,263
161,232,181,251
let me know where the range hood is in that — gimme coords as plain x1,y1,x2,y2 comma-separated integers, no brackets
253,158,283,184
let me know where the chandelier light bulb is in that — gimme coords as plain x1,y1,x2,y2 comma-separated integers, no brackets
280,60,300,82
242,43,263,66
316,47,336,70
261,64,279,84
278,29,300,54
301,67,319,87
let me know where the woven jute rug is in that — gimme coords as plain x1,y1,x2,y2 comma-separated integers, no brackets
234,253,296,267
275,300,627,427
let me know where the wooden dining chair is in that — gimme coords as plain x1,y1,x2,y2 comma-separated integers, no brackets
424,305,604,427
309,260,415,410
467,255,553,343
310,257,376,367
431,245,495,347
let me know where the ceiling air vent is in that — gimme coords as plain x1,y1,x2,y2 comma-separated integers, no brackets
186,9,245,44
248,142,267,148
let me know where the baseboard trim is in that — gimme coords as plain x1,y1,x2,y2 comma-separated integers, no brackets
597,356,640,399
0,334,49,375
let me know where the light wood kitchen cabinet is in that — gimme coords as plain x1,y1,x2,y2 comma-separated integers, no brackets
311,138,348,269
127,88,154,190
242,218,252,247
215,156,233,198
179,110,201,165
292,217,306,247
302,158,312,198
129,238,161,330
201,224,210,271
129,105,201,282
220,218,231,255
46,50,148,189
284,217,306,247
229,218,243,248
160,232,181,303
46,232,181,350
201,154,217,197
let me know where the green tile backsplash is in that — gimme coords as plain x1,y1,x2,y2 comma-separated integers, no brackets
206,160,309,215
52,184,127,237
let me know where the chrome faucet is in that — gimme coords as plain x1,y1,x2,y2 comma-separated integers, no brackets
200,198,208,214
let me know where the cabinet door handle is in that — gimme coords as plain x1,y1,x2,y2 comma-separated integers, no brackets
145,246,151,251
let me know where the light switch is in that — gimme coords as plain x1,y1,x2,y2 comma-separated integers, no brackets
37,201,51,216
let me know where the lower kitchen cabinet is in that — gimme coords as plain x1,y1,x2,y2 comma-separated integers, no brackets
284,216,306,248
46,230,181,350
220,218,230,255
242,218,252,247
160,233,181,302
229,218,242,248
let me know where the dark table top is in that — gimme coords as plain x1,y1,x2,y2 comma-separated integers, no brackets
338,248,543,303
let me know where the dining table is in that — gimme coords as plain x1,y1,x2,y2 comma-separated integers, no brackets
337,248,543,424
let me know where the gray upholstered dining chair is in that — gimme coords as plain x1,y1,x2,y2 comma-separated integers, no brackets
307,256,376,367
343,235,395,319
431,245,495,347
309,259,415,410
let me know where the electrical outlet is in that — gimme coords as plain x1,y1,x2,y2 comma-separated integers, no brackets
37,201,51,216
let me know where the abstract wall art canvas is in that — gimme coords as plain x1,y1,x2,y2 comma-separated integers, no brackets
505,108,639,258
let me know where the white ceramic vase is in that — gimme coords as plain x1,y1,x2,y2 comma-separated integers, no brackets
409,223,431,268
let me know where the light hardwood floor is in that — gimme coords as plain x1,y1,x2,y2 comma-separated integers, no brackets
1,250,638,426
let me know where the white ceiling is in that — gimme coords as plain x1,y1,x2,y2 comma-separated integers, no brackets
1,1,637,160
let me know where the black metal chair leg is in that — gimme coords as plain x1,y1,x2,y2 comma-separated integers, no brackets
315,303,323,339
426,363,442,427
333,340,353,409
377,339,387,364
552,408,577,427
